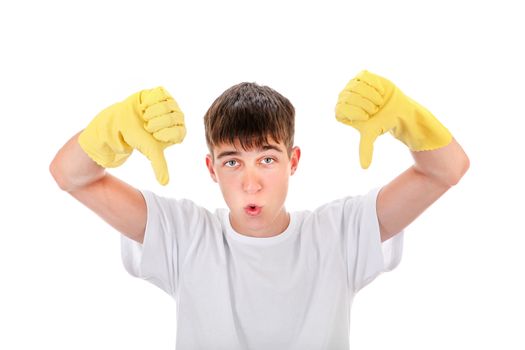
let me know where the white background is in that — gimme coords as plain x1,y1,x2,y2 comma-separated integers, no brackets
1,0,524,349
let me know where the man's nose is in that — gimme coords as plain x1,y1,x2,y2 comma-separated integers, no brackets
242,168,262,194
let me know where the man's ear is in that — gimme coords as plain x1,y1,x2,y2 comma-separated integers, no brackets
290,146,301,175
205,154,218,183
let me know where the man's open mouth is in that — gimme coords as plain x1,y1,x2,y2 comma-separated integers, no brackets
244,204,262,216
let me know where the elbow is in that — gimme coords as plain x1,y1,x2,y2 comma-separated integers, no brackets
448,154,470,186
49,157,71,192
49,155,106,192
49,153,81,192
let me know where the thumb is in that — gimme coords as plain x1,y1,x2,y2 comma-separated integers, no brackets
125,128,170,185
149,148,169,185
358,128,380,169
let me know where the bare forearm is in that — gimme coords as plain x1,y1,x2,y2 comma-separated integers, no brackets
49,131,106,192
411,138,470,187
377,138,470,241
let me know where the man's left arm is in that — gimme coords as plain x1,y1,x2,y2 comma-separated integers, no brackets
377,138,469,242
335,70,470,242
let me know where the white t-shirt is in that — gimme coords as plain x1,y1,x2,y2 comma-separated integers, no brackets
121,187,403,350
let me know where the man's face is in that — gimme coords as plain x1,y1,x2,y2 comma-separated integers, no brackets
205,139,301,238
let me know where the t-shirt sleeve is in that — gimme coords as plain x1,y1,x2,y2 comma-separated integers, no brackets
120,190,208,299
344,186,404,293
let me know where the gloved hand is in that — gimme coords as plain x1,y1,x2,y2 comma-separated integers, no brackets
335,70,452,169
78,87,186,185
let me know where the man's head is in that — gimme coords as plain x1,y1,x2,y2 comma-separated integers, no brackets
204,82,301,237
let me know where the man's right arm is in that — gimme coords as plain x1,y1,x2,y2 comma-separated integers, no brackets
49,131,147,244
50,87,186,244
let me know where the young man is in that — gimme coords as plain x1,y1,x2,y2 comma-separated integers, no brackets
50,70,469,349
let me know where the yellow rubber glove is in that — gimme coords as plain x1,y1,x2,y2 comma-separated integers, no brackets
335,70,452,169
78,87,186,185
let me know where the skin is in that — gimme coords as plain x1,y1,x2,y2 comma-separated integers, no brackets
205,140,301,238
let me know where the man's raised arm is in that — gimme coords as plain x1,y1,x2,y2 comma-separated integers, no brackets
334,70,469,242
49,87,186,243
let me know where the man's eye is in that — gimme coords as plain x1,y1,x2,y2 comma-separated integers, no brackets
225,160,238,167
262,157,274,164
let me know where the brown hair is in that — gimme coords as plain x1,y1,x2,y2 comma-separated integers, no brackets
204,82,295,157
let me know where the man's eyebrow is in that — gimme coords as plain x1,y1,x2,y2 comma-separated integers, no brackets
216,144,283,159
216,150,240,159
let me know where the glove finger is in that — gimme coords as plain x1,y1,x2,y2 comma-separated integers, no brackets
343,80,383,105
337,90,379,115
355,70,385,96
145,111,185,133
153,125,187,144
123,127,170,185
141,86,173,108
149,148,170,186
143,99,181,121
359,128,380,169
335,102,369,122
